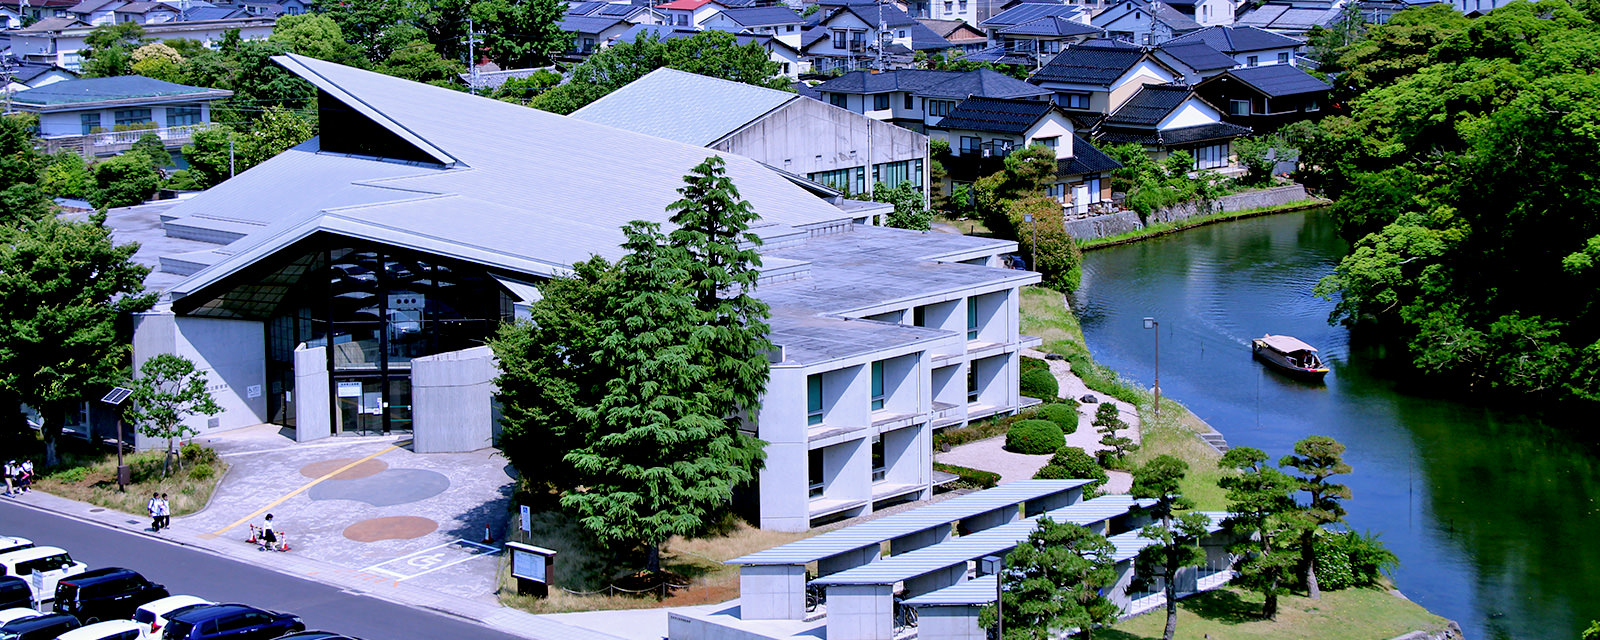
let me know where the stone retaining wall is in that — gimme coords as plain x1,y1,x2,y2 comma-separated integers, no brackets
1065,183,1314,240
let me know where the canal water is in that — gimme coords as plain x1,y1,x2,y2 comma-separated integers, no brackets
1072,208,1600,640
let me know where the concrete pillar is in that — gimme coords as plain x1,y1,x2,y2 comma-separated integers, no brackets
825,584,894,640
739,564,807,620
917,605,987,640
759,367,809,532
293,344,329,442
412,346,496,453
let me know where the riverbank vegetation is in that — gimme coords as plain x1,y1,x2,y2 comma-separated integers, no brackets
1077,199,1326,250
1106,587,1453,640
1296,1,1600,404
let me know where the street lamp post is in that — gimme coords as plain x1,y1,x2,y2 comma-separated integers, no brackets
982,555,1003,640
1022,213,1036,271
1143,317,1160,420
100,387,134,491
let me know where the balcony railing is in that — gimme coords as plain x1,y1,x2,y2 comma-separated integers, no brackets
39,123,216,159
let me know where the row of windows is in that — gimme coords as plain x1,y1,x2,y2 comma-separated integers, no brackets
872,159,924,191
78,105,202,134
1193,142,1230,170
1245,52,1293,66
805,295,986,425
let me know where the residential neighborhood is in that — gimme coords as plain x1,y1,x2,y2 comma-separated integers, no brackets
0,1,1592,640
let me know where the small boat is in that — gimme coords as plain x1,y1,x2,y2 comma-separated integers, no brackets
1252,334,1330,379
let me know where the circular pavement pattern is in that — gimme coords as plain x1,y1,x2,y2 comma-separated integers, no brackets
343,516,438,542
299,457,389,481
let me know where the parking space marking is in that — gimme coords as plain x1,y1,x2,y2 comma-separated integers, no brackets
209,441,408,537
362,539,500,581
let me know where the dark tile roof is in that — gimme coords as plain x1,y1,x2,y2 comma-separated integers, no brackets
182,6,246,20
1166,25,1303,53
827,3,952,50
718,6,803,26
1208,64,1329,97
998,16,1103,37
1157,41,1237,72
1096,121,1250,145
934,96,1055,134
1095,0,1200,32
1058,134,1122,175
1102,83,1190,126
8,62,74,85
981,2,1085,28
559,15,630,34
918,68,1053,99
9,75,227,107
918,18,986,41
1029,42,1148,86
15,16,86,32
816,69,1050,100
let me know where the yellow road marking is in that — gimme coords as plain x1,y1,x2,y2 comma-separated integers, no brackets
209,441,409,537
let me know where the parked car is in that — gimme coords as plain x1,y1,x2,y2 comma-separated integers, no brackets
271,633,363,640
0,579,30,611
56,620,144,640
0,547,87,605
54,568,169,623
0,539,31,557
0,609,39,626
0,612,81,640
134,596,213,640
161,605,304,640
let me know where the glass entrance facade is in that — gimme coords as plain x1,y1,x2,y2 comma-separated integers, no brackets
179,234,513,437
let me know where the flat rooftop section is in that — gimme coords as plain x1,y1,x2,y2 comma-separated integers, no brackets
902,574,997,606
87,198,228,295
811,494,1148,585
1109,511,1230,562
766,312,953,366
729,480,1090,566
757,225,1035,318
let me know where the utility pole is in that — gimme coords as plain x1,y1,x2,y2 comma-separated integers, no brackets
463,17,486,95
229,137,235,178
875,0,886,72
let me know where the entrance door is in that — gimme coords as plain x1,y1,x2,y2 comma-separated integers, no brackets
335,378,386,435
1072,183,1091,215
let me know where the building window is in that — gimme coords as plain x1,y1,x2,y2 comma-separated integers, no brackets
582,37,595,53
808,167,865,195
871,435,886,482
1059,92,1090,109
1046,182,1065,201
829,93,848,108
872,160,920,190
874,94,890,110
904,94,913,110
809,449,825,497
1035,136,1058,149
1246,55,1259,67
114,108,153,128
166,104,202,127
1278,52,1290,64
928,99,954,117
871,361,886,410
781,62,791,74
1229,99,1250,116
807,374,824,425
1192,142,1230,170
676,14,687,25
914,305,927,327
833,29,848,48
960,136,982,155
958,0,967,10
788,25,795,32
1306,98,1321,112
967,365,979,403
967,296,979,340
80,113,101,135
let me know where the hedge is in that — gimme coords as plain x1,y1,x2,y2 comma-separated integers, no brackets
1020,369,1059,401
934,462,1000,490
1006,419,1064,454
1035,446,1109,494
1035,403,1080,434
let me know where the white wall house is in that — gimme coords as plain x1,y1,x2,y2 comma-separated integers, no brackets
929,97,1122,216
1092,83,1252,173
1092,0,1203,45
1164,25,1305,68
8,75,232,159
8,16,277,70
657,0,729,27
1028,40,1181,114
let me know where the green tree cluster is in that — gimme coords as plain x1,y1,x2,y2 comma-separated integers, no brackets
125,354,223,476
492,157,770,573
172,107,317,190
968,144,1085,291
979,518,1120,640
871,181,933,231
1303,0,1600,403
1033,446,1109,495
79,22,148,77
1103,144,1226,216
529,31,792,114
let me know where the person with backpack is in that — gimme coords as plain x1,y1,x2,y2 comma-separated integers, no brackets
2,461,14,497
17,460,31,493
147,492,162,531
155,493,171,531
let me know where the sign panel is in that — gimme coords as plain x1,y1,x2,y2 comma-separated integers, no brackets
247,384,262,399
336,381,363,397
520,505,531,533
511,547,545,583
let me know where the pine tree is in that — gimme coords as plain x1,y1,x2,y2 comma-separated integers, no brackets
1218,446,1299,619
979,518,1119,640
1281,435,1352,600
1093,403,1137,468
1131,455,1209,640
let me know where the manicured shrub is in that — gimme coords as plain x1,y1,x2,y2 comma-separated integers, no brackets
934,462,1000,489
1094,402,1121,425
1035,403,1080,434
1020,369,1059,401
1020,356,1050,374
1315,530,1399,590
1006,419,1064,454
188,463,214,480
1034,446,1108,493
181,442,217,464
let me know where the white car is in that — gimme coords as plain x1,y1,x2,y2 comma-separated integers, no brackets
56,619,145,640
0,608,39,626
0,546,87,605
0,538,30,557
133,595,213,640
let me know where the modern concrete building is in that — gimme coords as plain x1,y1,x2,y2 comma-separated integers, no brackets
117,54,1043,532
572,68,929,203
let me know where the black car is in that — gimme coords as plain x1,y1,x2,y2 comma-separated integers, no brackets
0,577,30,611
162,604,304,640
272,633,364,640
0,612,81,640
54,568,169,623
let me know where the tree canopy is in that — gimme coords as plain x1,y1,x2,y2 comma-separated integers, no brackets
529,31,792,114
980,518,1119,640
126,354,223,476
1304,0,1600,404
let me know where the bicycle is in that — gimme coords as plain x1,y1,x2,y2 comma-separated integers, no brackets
805,582,827,612
893,598,918,633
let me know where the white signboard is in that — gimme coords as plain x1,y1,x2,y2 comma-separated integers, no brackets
520,505,531,533
31,571,42,608
336,381,363,398
247,384,262,399
511,548,545,583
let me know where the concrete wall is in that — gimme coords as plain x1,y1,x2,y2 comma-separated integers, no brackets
711,97,930,198
412,345,497,453
1064,184,1313,239
293,345,329,443
130,312,267,448
826,584,894,640
917,605,988,640
739,564,807,620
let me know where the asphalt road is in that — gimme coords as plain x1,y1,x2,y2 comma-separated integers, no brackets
0,499,525,640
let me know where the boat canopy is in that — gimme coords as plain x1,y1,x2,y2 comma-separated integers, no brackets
1260,334,1318,354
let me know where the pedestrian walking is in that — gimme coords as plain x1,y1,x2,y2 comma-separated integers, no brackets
259,514,277,551
3,460,15,497
147,492,162,531
18,460,32,493
156,493,171,530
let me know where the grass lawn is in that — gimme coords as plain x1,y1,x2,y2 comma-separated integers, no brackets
935,214,993,237
1105,587,1452,640
15,434,227,517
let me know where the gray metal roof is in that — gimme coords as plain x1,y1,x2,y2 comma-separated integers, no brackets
1108,511,1229,563
728,481,1090,566
902,574,997,606
811,495,1150,585
570,68,799,146
8,76,231,108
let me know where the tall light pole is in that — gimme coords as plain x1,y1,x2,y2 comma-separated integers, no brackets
1143,317,1159,419
101,387,134,491
1022,213,1036,271
982,555,1003,640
